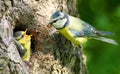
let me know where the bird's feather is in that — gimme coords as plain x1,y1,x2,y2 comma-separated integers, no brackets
49,11,118,46
67,16,114,37
93,37,118,45
14,39,27,57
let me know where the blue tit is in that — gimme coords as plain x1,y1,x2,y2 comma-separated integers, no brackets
14,30,32,61
47,11,118,46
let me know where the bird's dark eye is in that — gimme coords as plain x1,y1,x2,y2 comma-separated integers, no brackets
50,19,58,24
21,35,24,38
50,16,66,24
53,20,57,23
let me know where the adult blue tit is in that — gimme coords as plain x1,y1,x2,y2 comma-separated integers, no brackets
47,11,118,46
14,30,32,61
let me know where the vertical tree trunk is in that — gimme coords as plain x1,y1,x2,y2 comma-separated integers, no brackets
0,0,88,74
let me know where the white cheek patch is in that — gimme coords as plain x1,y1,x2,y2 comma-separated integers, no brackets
53,18,67,29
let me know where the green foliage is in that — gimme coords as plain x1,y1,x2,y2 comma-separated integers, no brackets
77,0,120,74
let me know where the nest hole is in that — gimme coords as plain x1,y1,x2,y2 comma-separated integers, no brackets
13,23,36,54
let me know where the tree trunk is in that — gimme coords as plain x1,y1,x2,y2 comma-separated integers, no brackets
0,0,88,74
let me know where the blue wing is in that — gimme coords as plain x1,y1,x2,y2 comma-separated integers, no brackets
69,20,113,37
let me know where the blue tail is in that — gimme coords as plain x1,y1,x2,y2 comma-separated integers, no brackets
93,37,118,45
96,31,114,36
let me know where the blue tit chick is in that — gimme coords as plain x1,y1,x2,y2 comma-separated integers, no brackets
14,30,32,61
47,11,118,46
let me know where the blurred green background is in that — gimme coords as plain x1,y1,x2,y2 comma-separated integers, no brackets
77,0,120,74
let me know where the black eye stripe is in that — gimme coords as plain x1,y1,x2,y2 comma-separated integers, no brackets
50,16,66,24
49,19,57,25
53,19,58,23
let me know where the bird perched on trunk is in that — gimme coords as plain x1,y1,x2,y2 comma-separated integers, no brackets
14,30,32,61
47,11,117,46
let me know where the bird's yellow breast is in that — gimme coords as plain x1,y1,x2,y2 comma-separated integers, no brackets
59,27,87,46
18,35,31,61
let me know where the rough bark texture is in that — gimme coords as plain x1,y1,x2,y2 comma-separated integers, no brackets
0,0,88,74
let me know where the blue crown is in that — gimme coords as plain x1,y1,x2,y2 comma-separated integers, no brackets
51,11,61,19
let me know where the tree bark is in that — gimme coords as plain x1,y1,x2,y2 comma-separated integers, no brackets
0,0,88,74
0,0,30,74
